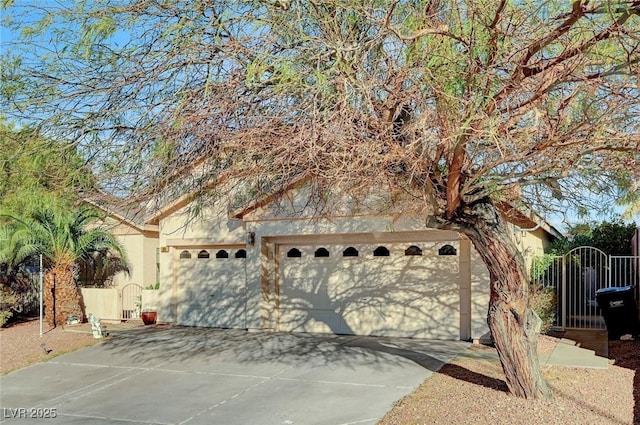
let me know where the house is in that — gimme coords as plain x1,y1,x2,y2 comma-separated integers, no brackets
98,180,560,342
79,195,159,321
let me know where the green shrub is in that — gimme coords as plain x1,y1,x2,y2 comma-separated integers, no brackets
529,283,557,334
0,272,39,327
0,290,18,327
145,282,159,290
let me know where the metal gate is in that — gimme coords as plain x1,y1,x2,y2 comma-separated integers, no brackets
120,283,143,321
534,247,640,330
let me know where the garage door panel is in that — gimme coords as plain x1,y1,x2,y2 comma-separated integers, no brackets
177,253,246,328
280,285,335,310
279,242,461,339
279,308,351,334
342,303,459,339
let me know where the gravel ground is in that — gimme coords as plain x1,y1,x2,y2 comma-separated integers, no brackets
1,320,638,424
0,318,100,375
381,337,640,425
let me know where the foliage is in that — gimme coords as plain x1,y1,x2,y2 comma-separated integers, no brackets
550,220,638,256
1,205,129,324
1,206,127,270
528,283,556,335
0,121,95,216
0,292,17,326
530,254,558,284
0,269,39,327
77,250,130,287
614,173,640,220
1,1,638,219
529,255,559,333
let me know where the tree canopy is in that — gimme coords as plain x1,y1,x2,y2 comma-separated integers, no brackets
2,1,638,220
552,219,638,255
0,121,95,215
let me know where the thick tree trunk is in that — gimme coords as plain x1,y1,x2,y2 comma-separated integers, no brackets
43,272,56,327
45,264,86,326
460,200,551,399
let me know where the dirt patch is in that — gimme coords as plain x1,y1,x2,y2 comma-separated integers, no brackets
380,336,639,425
0,319,101,375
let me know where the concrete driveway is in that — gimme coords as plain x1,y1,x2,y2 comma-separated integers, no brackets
0,327,469,425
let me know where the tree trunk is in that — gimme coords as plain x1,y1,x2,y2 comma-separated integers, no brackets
47,263,86,326
460,200,551,399
43,271,56,327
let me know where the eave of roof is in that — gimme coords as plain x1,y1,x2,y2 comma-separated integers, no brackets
82,196,158,235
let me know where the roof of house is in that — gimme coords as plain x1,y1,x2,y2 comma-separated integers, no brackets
88,174,562,240
82,191,159,234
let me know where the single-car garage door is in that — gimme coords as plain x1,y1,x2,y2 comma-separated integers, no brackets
177,247,247,328
278,241,460,339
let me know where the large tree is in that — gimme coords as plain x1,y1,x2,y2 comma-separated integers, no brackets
0,207,128,326
3,1,639,398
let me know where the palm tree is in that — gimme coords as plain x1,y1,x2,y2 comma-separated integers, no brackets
1,206,128,326
622,201,640,220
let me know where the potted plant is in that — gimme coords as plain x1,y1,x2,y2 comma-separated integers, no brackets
141,310,157,325
141,282,159,325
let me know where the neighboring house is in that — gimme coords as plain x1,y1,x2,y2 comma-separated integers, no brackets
83,196,160,290
80,196,160,321
125,181,561,343
497,204,562,268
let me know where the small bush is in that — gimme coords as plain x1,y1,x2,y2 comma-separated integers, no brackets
0,290,18,326
529,283,557,334
0,272,39,327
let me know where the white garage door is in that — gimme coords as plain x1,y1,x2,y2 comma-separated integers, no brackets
177,248,247,328
279,242,460,339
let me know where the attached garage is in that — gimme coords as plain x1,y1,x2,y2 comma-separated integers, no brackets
277,239,463,340
176,246,247,328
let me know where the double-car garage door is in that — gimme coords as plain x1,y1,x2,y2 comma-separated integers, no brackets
278,241,461,339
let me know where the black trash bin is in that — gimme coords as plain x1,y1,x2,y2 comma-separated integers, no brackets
595,286,640,340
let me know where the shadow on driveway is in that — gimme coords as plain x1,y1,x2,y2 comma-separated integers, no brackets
100,325,467,373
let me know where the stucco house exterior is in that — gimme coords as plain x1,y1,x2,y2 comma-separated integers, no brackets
79,197,159,321
90,181,561,342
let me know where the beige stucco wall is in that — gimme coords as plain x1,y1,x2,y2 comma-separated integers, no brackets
153,187,555,341
100,218,159,290
159,201,245,243
470,247,491,342
508,223,552,271
80,288,120,322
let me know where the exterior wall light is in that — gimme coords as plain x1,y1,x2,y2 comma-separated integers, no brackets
247,231,256,246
